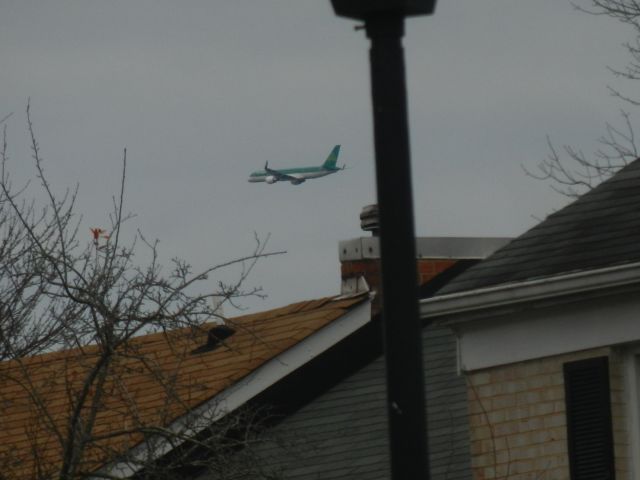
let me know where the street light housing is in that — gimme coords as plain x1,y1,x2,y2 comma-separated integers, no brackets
330,0,436,20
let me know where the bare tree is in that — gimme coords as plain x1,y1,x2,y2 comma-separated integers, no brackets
526,0,640,197
0,105,284,479
525,112,637,198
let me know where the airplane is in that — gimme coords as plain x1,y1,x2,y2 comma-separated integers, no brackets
248,145,343,185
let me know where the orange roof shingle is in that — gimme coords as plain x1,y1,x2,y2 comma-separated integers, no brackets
0,294,368,479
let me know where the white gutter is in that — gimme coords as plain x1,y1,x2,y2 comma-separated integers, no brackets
95,295,372,478
420,260,640,322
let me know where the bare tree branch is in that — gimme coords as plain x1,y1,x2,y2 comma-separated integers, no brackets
0,107,285,479
524,1,640,196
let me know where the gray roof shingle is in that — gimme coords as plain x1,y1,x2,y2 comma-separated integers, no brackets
438,159,640,294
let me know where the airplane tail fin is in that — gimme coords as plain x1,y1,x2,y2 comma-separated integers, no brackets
322,145,341,169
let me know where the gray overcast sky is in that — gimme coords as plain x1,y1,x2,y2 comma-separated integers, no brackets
1,0,633,313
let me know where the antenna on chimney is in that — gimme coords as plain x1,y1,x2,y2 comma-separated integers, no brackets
360,204,379,236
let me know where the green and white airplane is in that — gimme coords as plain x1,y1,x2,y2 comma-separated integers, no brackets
248,145,343,185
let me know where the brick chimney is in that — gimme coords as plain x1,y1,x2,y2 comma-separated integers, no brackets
339,205,511,315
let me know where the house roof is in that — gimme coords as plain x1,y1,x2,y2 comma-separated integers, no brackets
0,293,369,479
437,158,640,295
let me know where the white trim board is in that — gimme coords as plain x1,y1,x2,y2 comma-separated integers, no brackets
421,261,640,322
339,236,512,261
455,292,640,371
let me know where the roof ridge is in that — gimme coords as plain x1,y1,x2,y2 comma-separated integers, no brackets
0,294,367,366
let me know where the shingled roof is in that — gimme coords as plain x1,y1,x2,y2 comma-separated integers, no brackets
0,293,369,479
438,158,640,294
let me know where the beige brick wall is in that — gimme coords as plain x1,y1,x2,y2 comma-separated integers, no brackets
465,347,629,480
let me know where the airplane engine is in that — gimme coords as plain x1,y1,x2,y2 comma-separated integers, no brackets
265,176,277,184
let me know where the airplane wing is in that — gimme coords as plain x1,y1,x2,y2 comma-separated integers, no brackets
264,163,302,183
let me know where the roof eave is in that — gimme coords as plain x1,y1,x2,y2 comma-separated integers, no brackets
420,260,640,325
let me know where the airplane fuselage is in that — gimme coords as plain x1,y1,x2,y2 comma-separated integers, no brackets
248,166,339,185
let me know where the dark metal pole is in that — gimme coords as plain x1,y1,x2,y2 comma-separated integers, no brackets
366,15,429,480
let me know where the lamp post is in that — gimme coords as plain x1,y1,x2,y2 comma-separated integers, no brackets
329,2,437,480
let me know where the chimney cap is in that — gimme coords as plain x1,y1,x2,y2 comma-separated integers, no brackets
360,204,379,236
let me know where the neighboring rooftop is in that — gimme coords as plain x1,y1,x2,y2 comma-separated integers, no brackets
0,294,369,479
439,158,640,295
339,236,512,261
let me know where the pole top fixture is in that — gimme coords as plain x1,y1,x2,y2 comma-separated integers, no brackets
330,0,436,20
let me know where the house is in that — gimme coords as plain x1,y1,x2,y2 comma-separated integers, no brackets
421,159,640,479
0,204,510,479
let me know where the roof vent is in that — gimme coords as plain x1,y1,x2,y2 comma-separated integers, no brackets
191,324,236,354
360,204,379,236
208,324,235,345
